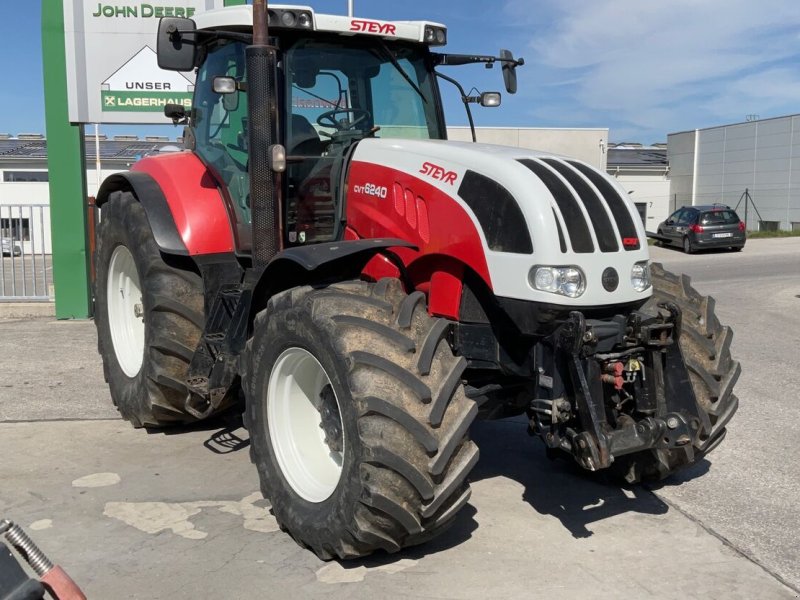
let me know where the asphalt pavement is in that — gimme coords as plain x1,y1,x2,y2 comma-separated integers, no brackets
648,237,800,591
1,237,798,598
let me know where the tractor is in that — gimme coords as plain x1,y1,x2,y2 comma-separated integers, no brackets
94,1,740,559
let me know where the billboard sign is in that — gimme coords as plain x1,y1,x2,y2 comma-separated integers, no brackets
63,0,224,124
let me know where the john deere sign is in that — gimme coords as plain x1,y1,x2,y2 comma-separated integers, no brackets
63,0,223,124
91,4,197,18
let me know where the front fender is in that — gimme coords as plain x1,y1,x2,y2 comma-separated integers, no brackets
249,238,417,323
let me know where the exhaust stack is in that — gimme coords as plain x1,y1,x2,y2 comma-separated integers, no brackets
247,0,282,267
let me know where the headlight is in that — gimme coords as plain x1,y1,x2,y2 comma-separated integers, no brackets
631,261,651,292
529,266,586,298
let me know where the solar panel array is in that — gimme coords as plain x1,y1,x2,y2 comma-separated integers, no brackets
607,148,667,167
0,138,182,160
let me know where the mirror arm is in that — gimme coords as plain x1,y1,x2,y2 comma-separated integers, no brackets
433,53,526,68
435,71,477,143
171,28,252,45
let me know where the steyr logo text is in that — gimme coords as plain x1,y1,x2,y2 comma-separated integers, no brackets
350,20,397,35
420,162,458,185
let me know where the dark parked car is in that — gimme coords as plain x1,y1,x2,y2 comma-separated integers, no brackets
1,237,22,257
657,205,746,254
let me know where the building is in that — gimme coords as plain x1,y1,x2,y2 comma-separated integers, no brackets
668,115,800,231
448,126,609,169
606,143,670,231
0,133,180,254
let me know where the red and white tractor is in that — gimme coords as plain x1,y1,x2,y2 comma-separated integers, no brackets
94,2,739,559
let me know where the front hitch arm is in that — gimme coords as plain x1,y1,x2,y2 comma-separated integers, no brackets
552,306,710,471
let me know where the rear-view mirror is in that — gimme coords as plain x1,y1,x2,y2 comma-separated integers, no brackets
157,17,197,72
499,49,518,94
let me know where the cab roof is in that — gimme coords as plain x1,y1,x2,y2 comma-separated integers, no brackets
193,4,448,46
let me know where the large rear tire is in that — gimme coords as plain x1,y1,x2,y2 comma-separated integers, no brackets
244,278,478,559
95,191,211,427
616,263,740,482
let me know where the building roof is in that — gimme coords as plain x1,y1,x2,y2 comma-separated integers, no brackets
667,112,800,137
607,147,668,168
0,137,182,162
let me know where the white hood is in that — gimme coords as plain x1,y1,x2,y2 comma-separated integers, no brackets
351,138,652,306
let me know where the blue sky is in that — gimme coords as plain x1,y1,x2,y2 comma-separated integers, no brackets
3,0,800,143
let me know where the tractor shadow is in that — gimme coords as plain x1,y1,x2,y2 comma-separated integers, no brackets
468,416,680,539
654,241,738,256
146,410,252,455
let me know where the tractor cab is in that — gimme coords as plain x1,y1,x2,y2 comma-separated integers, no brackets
158,5,517,254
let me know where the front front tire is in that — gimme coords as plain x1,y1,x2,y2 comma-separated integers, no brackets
615,263,740,482
244,279,478,559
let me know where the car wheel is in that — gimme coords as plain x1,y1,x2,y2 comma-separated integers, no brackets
683,236,694,254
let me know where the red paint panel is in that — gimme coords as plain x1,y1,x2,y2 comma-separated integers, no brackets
132,153,234,255
404,188,417,228
346,161,492,288
416,196,430,243
393,183,405,216
428,269,463,319
362,253,402,282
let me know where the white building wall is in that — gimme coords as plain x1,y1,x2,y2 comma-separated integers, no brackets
666,130,696,212
0,166,126,253
611,173,671,231
668,115,800,230
447,127,609,169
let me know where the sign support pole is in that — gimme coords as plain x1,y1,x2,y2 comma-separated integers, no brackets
43,0,91,319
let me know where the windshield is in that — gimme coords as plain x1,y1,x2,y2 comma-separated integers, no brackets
285,38,444,146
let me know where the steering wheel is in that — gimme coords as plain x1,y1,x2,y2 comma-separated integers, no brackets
316,109,371,134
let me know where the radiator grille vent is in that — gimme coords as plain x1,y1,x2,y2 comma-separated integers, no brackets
519,158,641,253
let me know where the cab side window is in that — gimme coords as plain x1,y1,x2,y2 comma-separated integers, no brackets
193,41,250,224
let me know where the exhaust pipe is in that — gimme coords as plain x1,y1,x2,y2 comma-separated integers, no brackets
247,0,282,267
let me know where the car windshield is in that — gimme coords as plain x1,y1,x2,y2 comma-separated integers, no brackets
286,38,443,142
700,210,739,225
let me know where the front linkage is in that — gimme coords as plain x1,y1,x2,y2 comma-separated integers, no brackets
529,303,711,473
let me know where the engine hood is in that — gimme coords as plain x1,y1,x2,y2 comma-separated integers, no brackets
349,138,651,306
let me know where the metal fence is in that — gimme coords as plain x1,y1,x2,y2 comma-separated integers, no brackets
0,204,52,302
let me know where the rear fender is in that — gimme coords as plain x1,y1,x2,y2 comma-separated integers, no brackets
97,153,235,256
96,171,189,255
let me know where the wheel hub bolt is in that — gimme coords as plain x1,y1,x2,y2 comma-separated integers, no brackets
667,417,680,430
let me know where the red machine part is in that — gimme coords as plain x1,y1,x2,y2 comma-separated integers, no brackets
601,362,625,390
346,161,492,319
131,154,235,256
41,566,87,600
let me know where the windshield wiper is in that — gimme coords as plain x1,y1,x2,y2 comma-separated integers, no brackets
374,41,427,104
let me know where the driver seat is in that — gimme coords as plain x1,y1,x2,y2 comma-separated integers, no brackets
289,114,326,156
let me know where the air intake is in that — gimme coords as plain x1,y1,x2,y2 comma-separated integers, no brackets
457,171,533,254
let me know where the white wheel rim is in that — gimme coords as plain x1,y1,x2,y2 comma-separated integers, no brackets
107,245,145,377
267,347,344,503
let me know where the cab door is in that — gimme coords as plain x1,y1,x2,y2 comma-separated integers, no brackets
191,39,252,251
